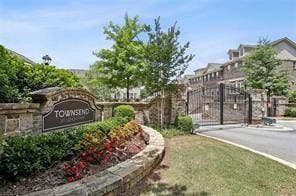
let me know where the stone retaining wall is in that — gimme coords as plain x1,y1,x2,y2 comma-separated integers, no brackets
26,126,165,196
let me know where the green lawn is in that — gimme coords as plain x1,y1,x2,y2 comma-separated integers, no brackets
136,135,296,196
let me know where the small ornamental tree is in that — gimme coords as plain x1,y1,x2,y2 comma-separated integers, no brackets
144,17,194,129
144,17,194,95
243,38,289,97
91,14,148,102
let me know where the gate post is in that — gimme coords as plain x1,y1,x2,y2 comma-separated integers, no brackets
219,83,224,125
248,94,252,124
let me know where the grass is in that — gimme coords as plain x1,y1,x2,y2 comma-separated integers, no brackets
157,128,191,138
137,135,296,196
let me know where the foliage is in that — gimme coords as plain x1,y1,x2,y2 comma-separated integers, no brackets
175,114,193,132
0,129,84,181
95,117,128,135
284,107,296,117
113,105,135,121
63,121,142,182
91,14,149,102
82,70,118,101
144,17,194,95
0,117,128,182
0,45,81,103
288,90,296,103
243,38,289,96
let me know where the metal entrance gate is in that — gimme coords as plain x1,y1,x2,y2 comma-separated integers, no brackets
187,84,252,126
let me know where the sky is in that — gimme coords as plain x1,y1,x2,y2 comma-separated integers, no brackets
0,0,295,74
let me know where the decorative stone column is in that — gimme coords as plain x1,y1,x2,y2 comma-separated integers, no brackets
249,89,268,123
271,96,289,116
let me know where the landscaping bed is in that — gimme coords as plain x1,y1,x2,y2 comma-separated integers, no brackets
0,105,153,195
0,130,148,195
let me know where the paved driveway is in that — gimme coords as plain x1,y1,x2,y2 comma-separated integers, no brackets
200,122,296,164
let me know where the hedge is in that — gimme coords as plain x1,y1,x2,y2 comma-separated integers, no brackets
0,117,127,181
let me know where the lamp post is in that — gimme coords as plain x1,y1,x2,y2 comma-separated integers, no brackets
42,54,52,65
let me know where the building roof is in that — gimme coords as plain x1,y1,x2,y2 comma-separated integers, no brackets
7,49,36,64
271,37,296,49
204,63,222,74
227,49,239,55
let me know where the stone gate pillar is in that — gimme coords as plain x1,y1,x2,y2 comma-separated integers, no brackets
249,89,268,123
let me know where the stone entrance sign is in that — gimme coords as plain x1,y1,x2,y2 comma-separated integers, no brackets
30,87,102,132
43,99,95,132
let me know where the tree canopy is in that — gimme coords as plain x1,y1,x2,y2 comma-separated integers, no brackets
91,14,149,102
0,45,81,103
243,39,289,96
144,17,194,95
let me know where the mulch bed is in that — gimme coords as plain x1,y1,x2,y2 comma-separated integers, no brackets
0,132,149,196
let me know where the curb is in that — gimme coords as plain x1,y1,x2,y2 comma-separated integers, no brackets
194,132,296,170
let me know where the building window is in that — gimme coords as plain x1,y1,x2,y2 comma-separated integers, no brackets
293,62,296,70
216,72,219,77
227,65,231,70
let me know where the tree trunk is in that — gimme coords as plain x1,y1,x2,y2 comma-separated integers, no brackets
126,87,130,102
160,87,164,130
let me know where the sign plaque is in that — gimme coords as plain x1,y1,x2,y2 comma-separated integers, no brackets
43,99,95,132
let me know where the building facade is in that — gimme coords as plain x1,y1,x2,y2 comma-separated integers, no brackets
187,37,296,91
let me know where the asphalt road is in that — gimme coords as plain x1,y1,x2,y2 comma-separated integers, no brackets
201,121,296,164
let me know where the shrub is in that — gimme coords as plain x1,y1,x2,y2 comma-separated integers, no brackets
113,105,135,121
175,114,193,132
63,120,142,182
0,117,131,182
0,129,84,181
288,91,296,103
284,107,296,117
96,117,128,135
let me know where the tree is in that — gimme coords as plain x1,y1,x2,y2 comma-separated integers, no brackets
92,14,148,102
243,38,289,97
144,17,194,129
0,45,81,103
82,70,118,101
144,17,194,95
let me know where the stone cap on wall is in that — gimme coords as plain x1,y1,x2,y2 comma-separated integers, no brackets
0,103,40,110
30,87,97,102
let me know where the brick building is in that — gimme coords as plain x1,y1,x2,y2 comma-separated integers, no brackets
186,37,296,91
